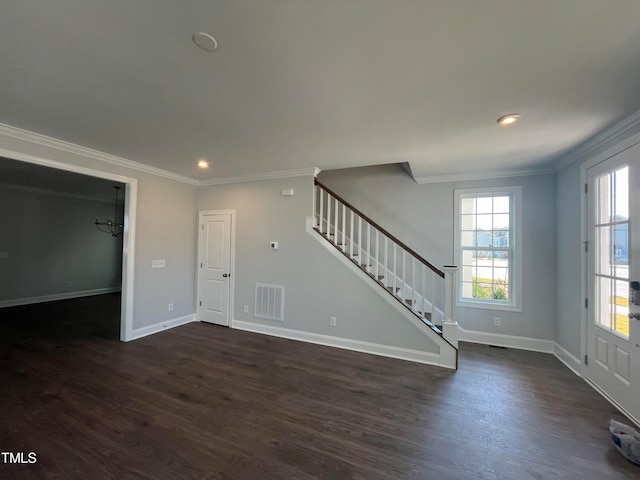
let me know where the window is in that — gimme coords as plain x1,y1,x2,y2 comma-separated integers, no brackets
454,186,522,311
593,166,629,337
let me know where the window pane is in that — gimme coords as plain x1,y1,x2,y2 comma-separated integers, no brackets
492,283,509,301
614,280,629,337
476,197,492,214
461,198,476,214
476,214,492,230
597,174,611,224
614,224,629,278
493,196,510,214
596,276,613,329
475,231,492,247
493,214,509,230
461,281,474,299
595,225,612,276
492,231,509,247
473,278,492,299
462,249,475,265
462,266,474,283
461,214,475,230
493,249,509,260
613,167,628,221
461,230,474,247
493,267,509,284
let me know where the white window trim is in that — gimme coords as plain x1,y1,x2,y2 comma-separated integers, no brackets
454,186,523,312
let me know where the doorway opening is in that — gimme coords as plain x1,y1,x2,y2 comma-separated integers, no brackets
0,152,137,341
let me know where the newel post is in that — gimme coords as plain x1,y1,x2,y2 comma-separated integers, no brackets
442,265,459,348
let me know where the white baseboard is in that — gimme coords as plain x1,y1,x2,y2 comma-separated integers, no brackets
128,314,197,341
0,287,121,309
553,342,583,376
231,320,454,369
458,326,554,353
585,378,640,429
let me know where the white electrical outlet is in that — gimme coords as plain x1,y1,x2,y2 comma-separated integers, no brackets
493,317,501,326
244,305,249,314
330,316,337,326
168,303,174,312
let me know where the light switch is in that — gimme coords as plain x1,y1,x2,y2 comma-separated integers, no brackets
281,189,294,197
152,259,166,268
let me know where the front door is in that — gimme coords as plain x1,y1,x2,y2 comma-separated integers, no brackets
198,212,233,326
586,143,640,422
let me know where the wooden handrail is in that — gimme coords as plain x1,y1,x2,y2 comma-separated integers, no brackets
315,178,444,278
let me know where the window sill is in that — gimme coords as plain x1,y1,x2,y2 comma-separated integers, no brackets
457,300,522,313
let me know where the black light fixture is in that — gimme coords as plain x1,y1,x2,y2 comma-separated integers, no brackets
95,186,124,237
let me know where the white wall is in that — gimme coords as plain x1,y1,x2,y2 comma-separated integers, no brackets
0,186,123,303
0,130,198,330
320,164,557,341
197,175,440,353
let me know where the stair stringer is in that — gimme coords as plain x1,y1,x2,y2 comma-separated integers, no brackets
306,216,457,369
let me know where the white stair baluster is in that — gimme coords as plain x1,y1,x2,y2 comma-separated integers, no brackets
366,223,371,272
400,248,407,303
349,211,354,257
319,187,324,230
420,264,427,318
341,204,346,251
384,236,388,287
412,257,416,309
334,196,339,245
393,243,397,294
326,194,331,237
375,230,380,279
358,216,362,262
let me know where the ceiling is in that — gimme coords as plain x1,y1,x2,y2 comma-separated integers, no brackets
1,0,640,182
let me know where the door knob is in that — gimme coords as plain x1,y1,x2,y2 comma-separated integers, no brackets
222,273,230,278
629,312,640,320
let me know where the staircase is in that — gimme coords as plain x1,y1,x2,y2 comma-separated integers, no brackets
312,178,459,368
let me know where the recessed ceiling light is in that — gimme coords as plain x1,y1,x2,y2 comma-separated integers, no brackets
197,160,209,169
497,114,521,126
192,32,218,52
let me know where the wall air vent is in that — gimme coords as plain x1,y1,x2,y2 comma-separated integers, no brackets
254,284,284,321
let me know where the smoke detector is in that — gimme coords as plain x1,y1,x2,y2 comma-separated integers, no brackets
192,32,218,52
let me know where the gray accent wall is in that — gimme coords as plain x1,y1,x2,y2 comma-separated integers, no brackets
0,186,123,302
320,164,557,341
197,175,440,353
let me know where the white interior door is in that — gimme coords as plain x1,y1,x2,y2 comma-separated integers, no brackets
198,212,233,326
586,143,640,423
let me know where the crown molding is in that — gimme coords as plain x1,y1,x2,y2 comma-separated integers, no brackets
412,166,554,185
198,167,321,186
0,123,325,187
552,109,640,172
0,123,199,186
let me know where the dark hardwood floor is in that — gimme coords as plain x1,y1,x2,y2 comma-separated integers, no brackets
1,295,638,479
